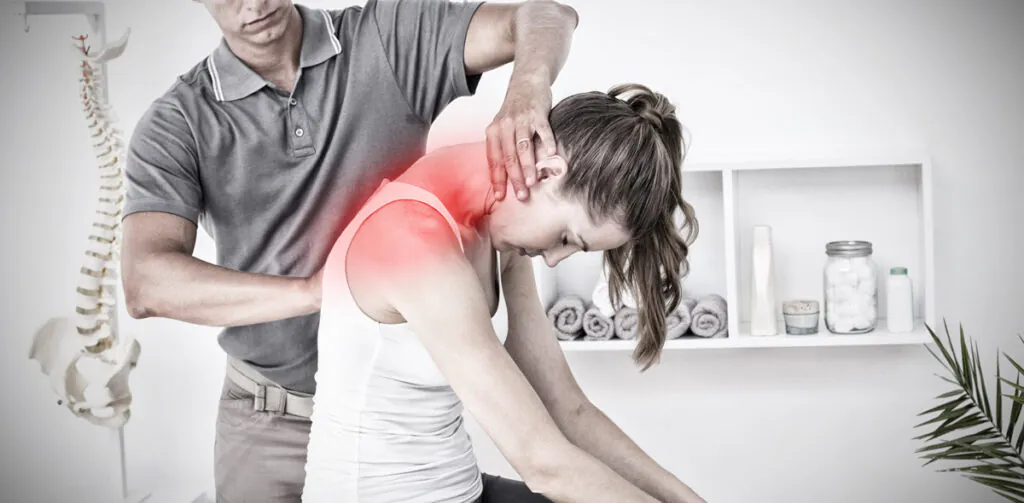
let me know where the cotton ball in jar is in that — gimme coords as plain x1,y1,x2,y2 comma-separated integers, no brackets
835,319,854,333
851,315,872,330
836,284,856,301
827,258,851,278
855,260,875,283
857,276,876,295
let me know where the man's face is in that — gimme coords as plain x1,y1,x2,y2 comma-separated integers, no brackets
196,0,294,45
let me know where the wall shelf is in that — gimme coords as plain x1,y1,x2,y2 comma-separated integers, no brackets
560,323,932,351
544,152,936,352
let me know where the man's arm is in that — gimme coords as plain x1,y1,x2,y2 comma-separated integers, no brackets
500,253,708,503
120,212,319,326
466,0,578,201
347,200,657,503
120,99,320,326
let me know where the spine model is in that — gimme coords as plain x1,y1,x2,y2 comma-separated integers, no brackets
29,30,139,429
75,33,125,354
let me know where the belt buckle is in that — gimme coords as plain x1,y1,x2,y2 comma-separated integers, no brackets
253,382,288,415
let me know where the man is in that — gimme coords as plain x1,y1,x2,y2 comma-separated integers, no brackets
120,0,578,500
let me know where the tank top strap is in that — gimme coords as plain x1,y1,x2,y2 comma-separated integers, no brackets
322,179,467,327
366,180,465,253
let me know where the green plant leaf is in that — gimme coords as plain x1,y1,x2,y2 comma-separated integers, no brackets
940,462,1024,477
1005,353,1024,379
999,355,1006,432
999,377,1024,395
991,490,1024,503
926,337,957,376
931,413,986,439
918,395,969,417
938,389,966,399
962,324,974,395
956,441,1021,462
1007,373,1024,449
965,475,1024,498
915,320,1024,502
976,340,993,419
928,322,958,374
918,429,1000,454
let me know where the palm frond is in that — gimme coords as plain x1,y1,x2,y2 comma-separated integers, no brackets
915,321,1024,502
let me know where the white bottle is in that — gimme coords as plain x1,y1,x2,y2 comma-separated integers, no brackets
885,266,914,332
750,225,778,335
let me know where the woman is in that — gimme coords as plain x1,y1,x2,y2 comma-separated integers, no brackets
302,83,703,503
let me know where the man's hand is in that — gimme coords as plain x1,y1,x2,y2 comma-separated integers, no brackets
486,74,558,201
466,0,578,201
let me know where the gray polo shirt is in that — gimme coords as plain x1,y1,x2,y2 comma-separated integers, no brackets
124,0,483,394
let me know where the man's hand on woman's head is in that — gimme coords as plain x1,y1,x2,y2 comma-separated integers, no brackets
486,74,558,202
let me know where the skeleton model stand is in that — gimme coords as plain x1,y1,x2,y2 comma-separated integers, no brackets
29,29,138,430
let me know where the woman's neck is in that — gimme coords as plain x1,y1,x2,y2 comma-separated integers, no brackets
399,142,497,233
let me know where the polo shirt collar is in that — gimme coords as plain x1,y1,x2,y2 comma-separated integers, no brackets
206,4,342,102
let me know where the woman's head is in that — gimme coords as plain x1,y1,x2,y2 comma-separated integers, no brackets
486,83,699,370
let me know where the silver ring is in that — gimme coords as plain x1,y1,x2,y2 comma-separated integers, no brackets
516,138,530,147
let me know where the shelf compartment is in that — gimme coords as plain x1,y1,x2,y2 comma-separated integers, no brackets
546,153,935,352
727,159,934,344
545,169,728,311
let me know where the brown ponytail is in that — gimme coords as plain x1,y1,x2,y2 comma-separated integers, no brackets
549,83,699,370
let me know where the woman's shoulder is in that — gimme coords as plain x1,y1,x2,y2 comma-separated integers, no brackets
346,195,467,287
341,195,472,321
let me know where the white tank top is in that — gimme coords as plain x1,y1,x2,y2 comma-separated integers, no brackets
303,179,508,503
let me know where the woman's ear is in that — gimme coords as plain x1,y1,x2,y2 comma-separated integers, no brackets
535,154,568,182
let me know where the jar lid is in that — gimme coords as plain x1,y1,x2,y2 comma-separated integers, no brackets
890,266,907,275
826,240,873,257
783,299,819,314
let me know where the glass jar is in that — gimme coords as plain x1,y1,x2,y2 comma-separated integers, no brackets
823,240,878,334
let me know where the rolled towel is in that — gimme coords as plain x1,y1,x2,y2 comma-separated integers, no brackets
666,297,699,340
547,295,586,341
690,294,729,338
665,311,685,339
613,307,639,340
582,307,614,341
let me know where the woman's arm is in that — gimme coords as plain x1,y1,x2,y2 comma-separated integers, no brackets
500,252,707,503
345,200,657,503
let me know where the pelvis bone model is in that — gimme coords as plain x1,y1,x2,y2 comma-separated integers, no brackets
29,29,140,430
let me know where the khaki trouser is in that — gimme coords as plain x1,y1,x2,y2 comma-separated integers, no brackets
214,359,312,503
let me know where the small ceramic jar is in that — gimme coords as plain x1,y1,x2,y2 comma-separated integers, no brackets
782,300,820,335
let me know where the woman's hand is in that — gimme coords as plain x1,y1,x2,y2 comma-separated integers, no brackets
485,73,558,202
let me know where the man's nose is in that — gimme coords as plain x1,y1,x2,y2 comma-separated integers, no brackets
242,0,270,12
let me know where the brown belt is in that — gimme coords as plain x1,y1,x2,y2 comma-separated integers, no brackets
225,357,314,418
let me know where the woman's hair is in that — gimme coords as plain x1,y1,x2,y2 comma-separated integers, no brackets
548,83,698,370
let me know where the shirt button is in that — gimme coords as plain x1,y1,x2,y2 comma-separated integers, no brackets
295,128,304,137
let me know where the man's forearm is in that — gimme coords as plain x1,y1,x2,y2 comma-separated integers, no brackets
124,251,317,327
510,0,578,85
561,403,707,503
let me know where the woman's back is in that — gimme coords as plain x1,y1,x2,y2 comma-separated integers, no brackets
303,179,508,503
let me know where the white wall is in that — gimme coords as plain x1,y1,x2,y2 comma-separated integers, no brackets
2,0,1022,502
